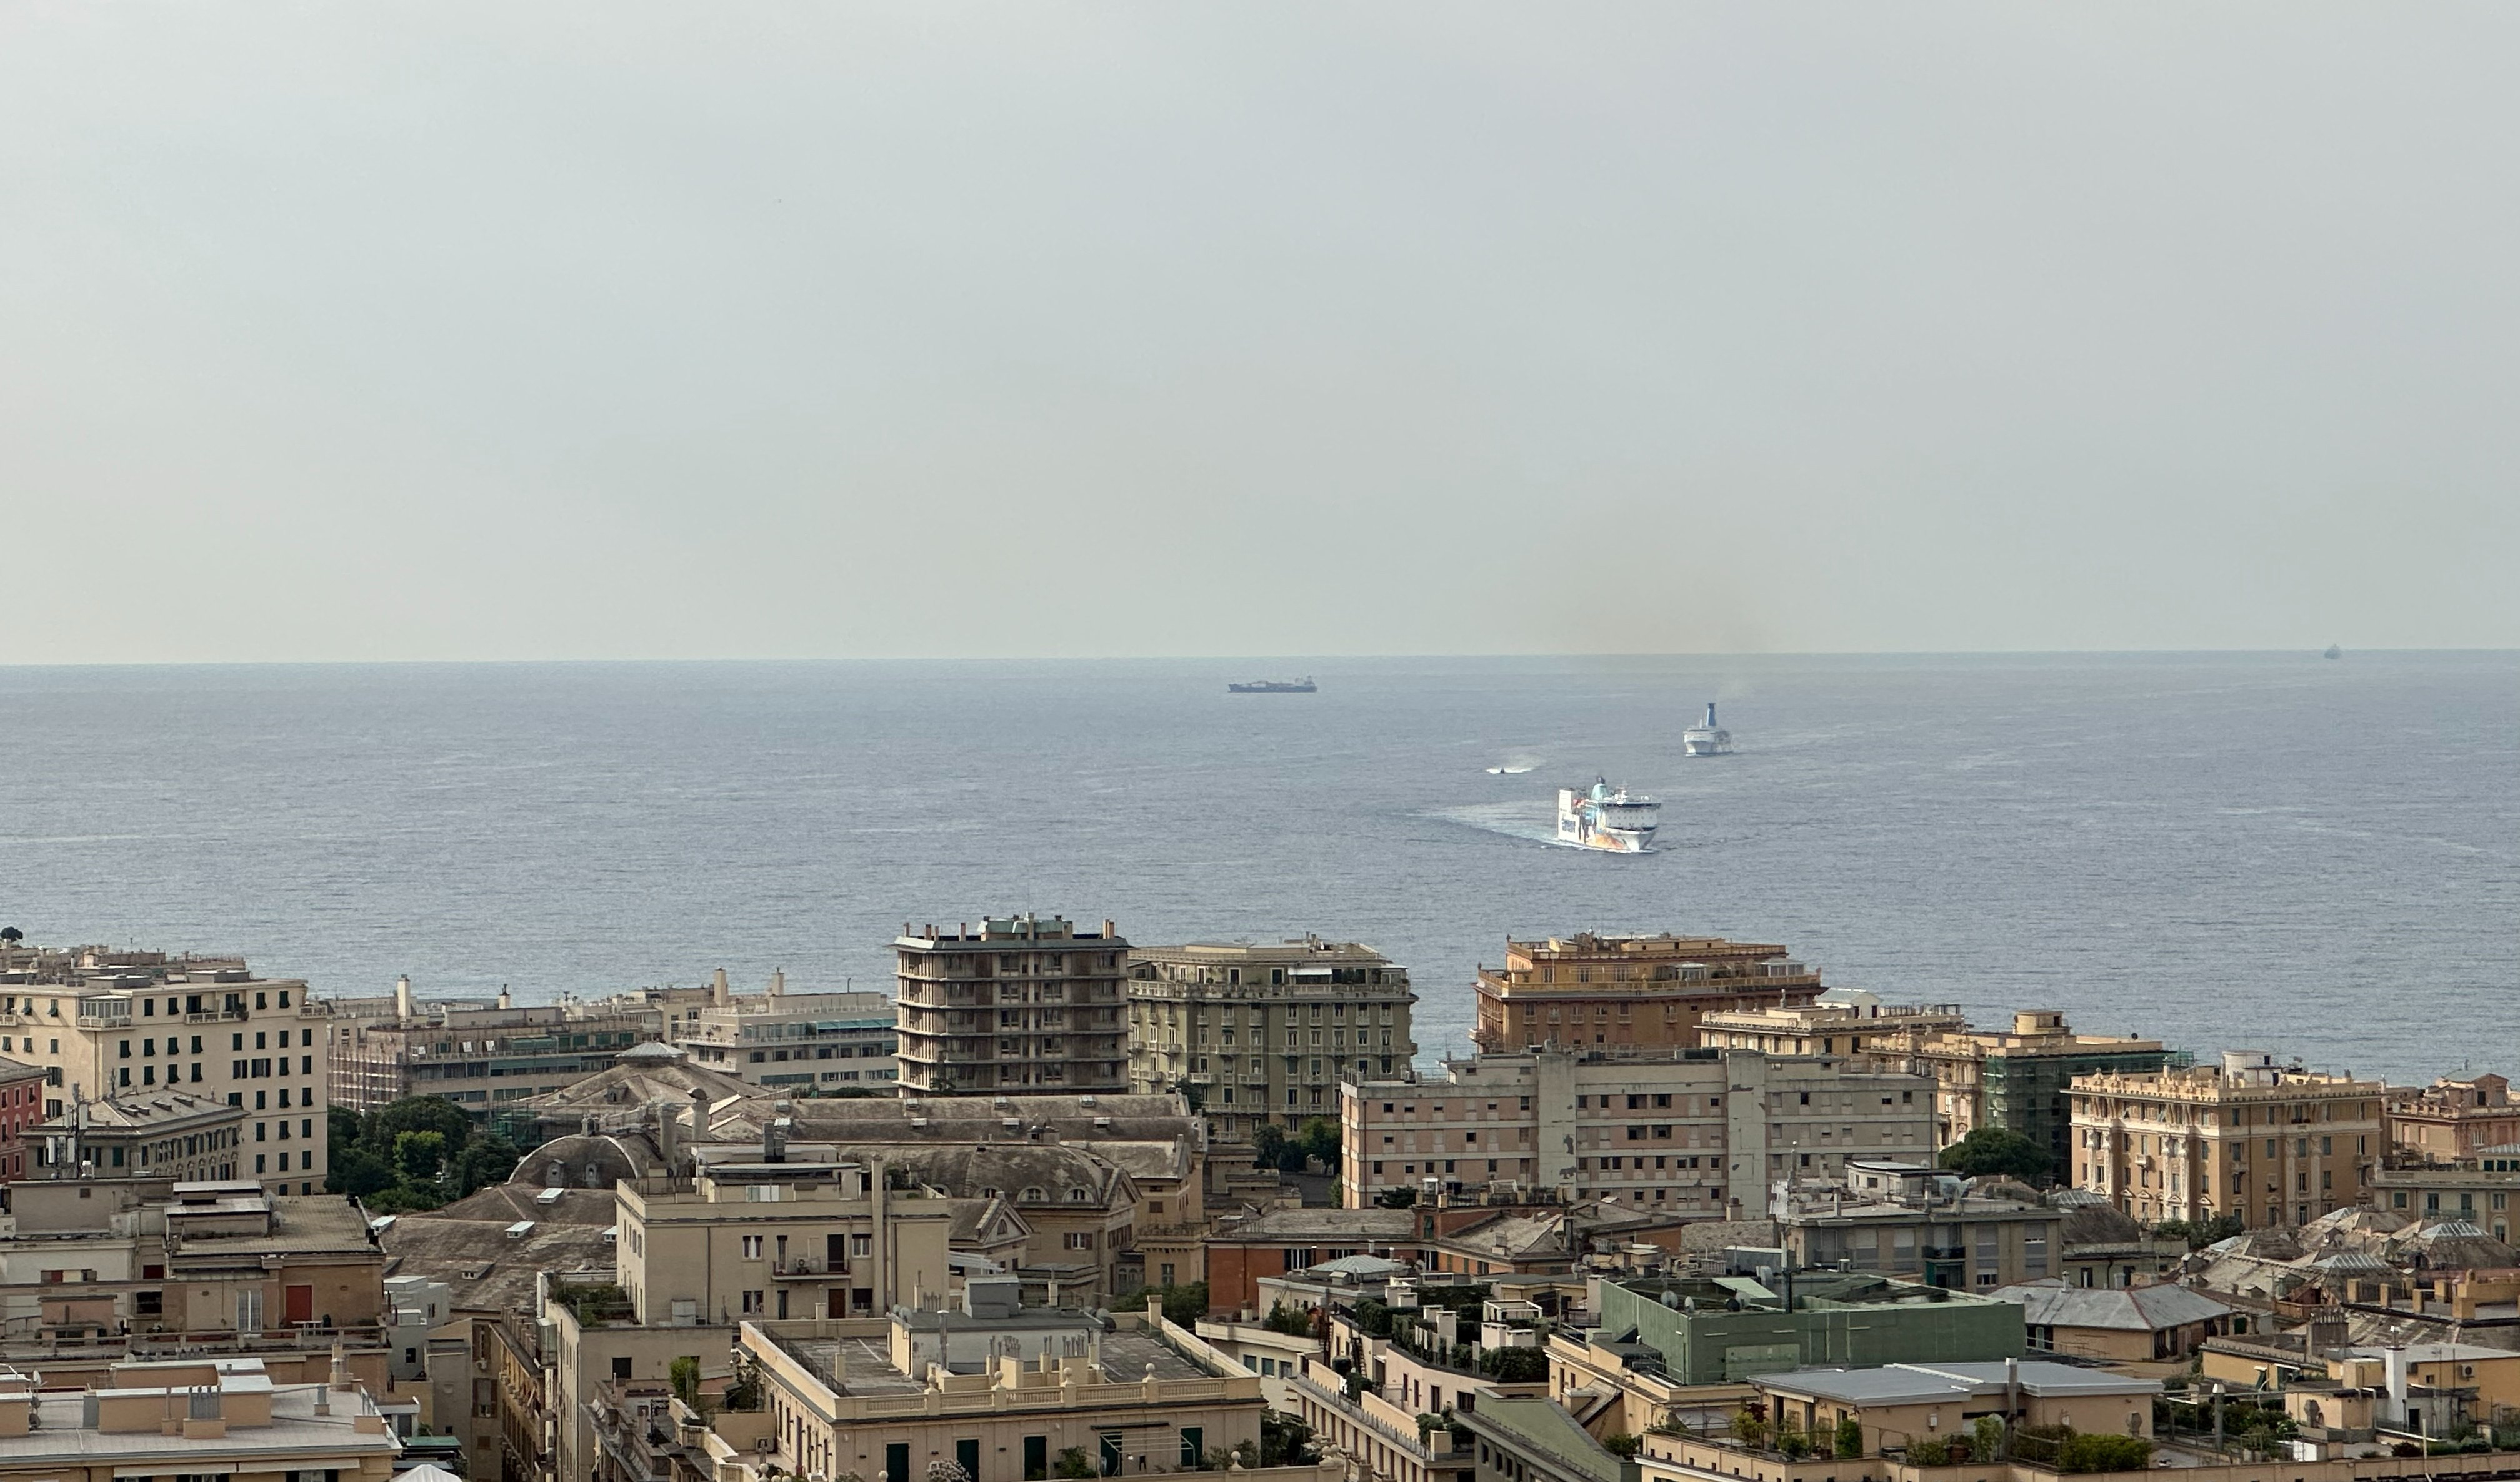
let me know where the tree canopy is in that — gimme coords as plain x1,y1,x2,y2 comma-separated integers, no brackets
327,1095,519,1213
1936,1126,2052,1183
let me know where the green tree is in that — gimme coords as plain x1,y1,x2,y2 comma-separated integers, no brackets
1374,1186,1419,1209
449,1133,522,1198
1173,1079,1208,1114
1936,1127,2052,1184
1295,1118,1341,1174
328,1148,397,1199
1602,1434,1642,1460
1478,1347,1548,1383
367,1096,476,1152
1731,1407,1769,1451
1834,1417,1864,1459
1352,1299,1396,1339
1142,1283,1209,1327
1251,1123,1289,1171
1052,1449,1096,1480
1972,1416,2004,1461
394,1129,448,1185
670,1356,702,1410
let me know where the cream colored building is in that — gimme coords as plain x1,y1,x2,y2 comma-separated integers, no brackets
1750,1359,2159,1458
896,915,1132,1095
617,1141,954,1325
1472,934,1824,1056
1339,1047,1935,1215
705,1297,1268,1482
0,944,331,1198
671,969,900,1090
1129,938,1417,1148
0,1354,401,1482
2071,1050,2385,1227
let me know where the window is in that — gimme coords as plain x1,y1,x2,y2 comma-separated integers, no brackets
742,1235,764,1259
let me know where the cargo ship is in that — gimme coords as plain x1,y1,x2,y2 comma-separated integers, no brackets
1228,678,1316,693
1556,779,1660,853
1683,701,1732,756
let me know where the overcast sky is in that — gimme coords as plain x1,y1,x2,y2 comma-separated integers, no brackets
4,5,2514,661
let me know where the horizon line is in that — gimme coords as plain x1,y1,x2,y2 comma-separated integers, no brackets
0,645,2510,671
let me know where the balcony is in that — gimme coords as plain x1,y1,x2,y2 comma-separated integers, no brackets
771,1259,848,1282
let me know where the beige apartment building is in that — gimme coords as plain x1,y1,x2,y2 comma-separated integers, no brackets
1776,1169,2065,1289
896,915,1131,1095
2390,1073,2520,1163
0,1353,402,1482
1697,998,1968,1062
2071,1051,2385,1228
702,1298,1269,1482
1338,1047,1936,1215
671,969,900,1090
618,1140,955,1326
0,945,332,1198
1128,937,1418,1146
1472,933,1826,1055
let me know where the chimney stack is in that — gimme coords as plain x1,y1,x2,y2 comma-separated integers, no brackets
394,974,412,1021
711,968,730,1008
497,986,512,1011
769,968,785,998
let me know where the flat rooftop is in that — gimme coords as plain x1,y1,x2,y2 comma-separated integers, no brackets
0,1382,399,1466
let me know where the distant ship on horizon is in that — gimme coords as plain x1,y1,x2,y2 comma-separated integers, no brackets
1228,676,1316,693
1556,778,1659,853
1683,701,1732,756
2324,645,2342,660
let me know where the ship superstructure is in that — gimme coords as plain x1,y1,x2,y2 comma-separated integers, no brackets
1228,677,1317,693
1556,779,1660,853
1683,701,1732,756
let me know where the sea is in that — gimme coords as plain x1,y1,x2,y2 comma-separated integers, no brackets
0,652,2509,1087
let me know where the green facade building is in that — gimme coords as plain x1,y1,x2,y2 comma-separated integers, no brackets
1594,1273,2023,1384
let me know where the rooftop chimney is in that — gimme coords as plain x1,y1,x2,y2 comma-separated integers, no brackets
764,1117,790,1164
497,986,512,1011
711,969,730,1008
394,974,412,1022
768,968,785,998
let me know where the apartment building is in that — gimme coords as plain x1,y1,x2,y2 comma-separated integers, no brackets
1471,934,1825,1054
36,1089,246,1181
2071,1050,2385,1228
1697,999,1968,1062
671,971,900,1089
2369,1164,2520,1241
1338,1047,1936,1215
328,976,662,1114
2390,1073,2520,1163
1128,937,1417,1146
0,1059,42,1181
0,1354,401,1482
1904,1011,2172,1163
894,915,1131,1094
0,1179,383,1339
0,945,331,1198
618,1139,954,1326
698,1295,1268,1482
1776,1168,2066,1290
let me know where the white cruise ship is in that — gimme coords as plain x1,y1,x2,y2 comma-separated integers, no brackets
1683,701,1732,756
1556,779,1660,853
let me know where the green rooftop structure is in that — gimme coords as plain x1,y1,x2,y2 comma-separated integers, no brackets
1592,1272,2023,1384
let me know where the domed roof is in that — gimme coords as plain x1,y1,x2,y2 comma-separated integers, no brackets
514,1131,659,1191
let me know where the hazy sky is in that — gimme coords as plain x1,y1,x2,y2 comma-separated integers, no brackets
5,5,2515,661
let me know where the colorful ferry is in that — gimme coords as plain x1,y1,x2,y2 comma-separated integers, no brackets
1556,779,1660,853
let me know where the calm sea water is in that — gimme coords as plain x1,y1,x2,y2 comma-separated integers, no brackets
0,653,2509,1086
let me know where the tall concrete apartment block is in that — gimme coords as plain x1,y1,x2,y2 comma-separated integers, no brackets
1126,938,1418,1143
1472,933,1825,1054
0,944,331,1199
893,914,1129,1094
2070,1049,2385,1229
1338,1046,1936,1214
